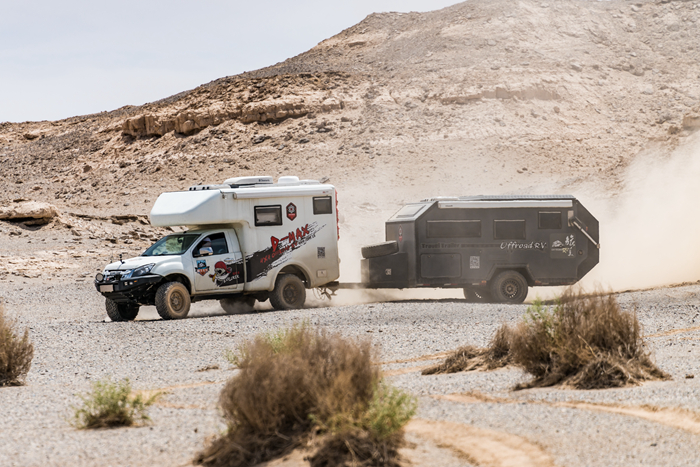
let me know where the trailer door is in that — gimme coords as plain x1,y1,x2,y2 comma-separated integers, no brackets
192,231,244,293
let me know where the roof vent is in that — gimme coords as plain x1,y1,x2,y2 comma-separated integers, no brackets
277,176,300,185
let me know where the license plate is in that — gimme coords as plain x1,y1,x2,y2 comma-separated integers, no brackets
100,285,114,293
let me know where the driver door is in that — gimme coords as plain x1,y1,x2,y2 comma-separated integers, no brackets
192,232,244,293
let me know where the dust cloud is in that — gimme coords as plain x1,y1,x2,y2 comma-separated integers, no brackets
582,132,700,291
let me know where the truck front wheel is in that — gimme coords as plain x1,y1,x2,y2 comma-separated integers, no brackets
106,299,140,322
155,281,191,320
270,274,306,310
490,271,528,304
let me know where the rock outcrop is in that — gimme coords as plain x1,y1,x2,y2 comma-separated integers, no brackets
0,201,60,225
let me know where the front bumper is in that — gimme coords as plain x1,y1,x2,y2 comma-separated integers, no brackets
95,274,164,305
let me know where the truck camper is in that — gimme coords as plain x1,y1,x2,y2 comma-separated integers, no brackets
94,176,340,321
359,195,599,303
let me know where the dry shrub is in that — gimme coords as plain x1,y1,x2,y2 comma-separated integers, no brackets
510,289,669,389
196,324,415,467
0,303,34,386
72,377,159,429
421,324,513,375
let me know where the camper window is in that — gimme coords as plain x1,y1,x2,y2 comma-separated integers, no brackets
494,220,526,240
255,206,283,226
313,196,333,215
539,211,562,230
427,220,481,238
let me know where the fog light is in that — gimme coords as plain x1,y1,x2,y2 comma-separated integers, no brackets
95,273,104,282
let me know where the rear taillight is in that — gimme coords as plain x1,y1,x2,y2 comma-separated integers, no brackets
335,189,340,240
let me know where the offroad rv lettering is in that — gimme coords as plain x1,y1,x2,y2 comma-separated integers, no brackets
500,241,548,251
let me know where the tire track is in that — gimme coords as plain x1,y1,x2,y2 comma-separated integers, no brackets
407,418,556,467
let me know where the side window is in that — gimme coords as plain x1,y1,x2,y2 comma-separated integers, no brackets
539,211,562,230
494,220,526,240
427,220,481,238
255,205,282,226
313,196,333,215
194,232,228,256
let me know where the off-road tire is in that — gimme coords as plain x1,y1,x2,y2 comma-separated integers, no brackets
155,281,191,320
105,299,140,322
361,241,399,259
220,296,256,315
463,287,492,303
269,274,306,310
490,271,528,304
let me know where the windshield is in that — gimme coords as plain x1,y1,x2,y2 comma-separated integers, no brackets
142,234,200,257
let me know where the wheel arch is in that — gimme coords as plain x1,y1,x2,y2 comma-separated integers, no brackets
274,263,311,289
487,266,534,286
163,273,193,295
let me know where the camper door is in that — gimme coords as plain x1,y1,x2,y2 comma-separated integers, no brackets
192,231,244,293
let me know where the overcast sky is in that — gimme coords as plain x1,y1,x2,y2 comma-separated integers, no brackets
0,0,459,123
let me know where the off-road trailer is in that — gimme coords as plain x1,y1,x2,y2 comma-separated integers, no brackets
336,195,599,304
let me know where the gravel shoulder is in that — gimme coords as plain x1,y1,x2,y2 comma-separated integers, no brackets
0,280,699,466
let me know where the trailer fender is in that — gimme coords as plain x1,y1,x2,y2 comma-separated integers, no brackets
486,266,535,287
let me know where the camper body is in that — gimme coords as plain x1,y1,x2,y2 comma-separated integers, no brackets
94,176,340,321
360,195,599,303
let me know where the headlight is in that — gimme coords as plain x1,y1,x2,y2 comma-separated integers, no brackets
121,263,155,280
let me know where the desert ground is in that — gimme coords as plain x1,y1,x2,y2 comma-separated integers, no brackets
2,0,700,465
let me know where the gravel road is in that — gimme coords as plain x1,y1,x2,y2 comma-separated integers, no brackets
0,280,699,466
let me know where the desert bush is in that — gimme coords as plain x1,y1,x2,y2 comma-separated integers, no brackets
0,303,34,386
510,290,669,389
72,377,158,429
422,323,512,375
196,323,415,467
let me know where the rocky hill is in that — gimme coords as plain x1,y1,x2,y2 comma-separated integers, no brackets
1,0,700,283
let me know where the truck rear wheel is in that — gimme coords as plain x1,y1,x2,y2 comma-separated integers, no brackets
361,241,399,259
220,296,256,315
155,281,191,320
270,274,306,310
463,288,492,303
491,271,528,304
106,299,140,322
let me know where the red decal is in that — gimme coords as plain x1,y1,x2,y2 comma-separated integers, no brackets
271,236,279,252
301,224,309,235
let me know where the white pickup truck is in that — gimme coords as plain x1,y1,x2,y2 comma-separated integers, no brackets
94,176,340,321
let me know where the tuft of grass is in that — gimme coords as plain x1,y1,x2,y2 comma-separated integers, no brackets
196,323,415,467
422,324,512,375
510,289,670,389
72,377,159,429
0,303,34,386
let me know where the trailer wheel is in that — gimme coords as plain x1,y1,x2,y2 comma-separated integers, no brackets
463,288,492,303
361,241,399,259
491,271,528,304
270,274,306,310
220,296,256,315
155,281,191,320
105,299,140,322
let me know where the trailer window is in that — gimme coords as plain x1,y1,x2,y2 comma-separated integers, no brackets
313,196,333,215
427,220,481,238
254,205,283,226
494,220,526,240
539,211,562,230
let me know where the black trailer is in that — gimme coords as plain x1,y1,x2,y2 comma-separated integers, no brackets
359,195,599,303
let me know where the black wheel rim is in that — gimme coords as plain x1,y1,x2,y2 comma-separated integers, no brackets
500,279,520,300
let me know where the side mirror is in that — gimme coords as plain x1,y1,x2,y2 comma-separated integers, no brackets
198,247,214,257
